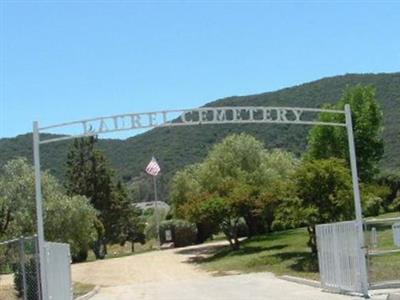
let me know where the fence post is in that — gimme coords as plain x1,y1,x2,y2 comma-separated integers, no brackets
18,237,28,300
34,235,42,300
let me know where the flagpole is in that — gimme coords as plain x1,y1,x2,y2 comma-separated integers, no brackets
153,175,161,249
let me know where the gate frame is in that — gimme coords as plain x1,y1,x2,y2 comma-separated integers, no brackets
364,216,400,289
32,104,368,299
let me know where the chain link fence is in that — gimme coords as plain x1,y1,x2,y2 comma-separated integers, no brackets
0,236,41,300
365,217,400,289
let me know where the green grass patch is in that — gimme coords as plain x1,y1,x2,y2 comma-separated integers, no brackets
199,212,400,282
73,282,95,299
369,252,400,284
85,240,157,263
200,227,320,280
365,212,400,220
365,212,400,283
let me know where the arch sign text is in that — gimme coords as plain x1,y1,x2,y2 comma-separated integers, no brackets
39,106,345,144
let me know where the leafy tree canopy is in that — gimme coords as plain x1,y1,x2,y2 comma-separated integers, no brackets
0,158,98,259
307,85,384,182
275,158,354,255
171,133,297,249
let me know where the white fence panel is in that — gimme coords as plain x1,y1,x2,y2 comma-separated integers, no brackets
316,220,364,294
44,242,72,300
393,223,400,247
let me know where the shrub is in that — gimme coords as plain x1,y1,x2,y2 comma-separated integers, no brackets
363,196,384,217
389,196,400,212
72,248,89,263
159,219,197,247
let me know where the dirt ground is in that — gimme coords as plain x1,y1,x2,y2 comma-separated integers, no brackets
71,242,223,286
73,241,371,300
0,276,17,300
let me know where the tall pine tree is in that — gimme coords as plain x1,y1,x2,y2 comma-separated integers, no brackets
65,137,144,258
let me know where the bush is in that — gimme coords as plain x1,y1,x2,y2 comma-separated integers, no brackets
271,220,287,232
389,196,400,212
159,219,197,247
195,222,217,244
363,196,384,217
72,248,88,263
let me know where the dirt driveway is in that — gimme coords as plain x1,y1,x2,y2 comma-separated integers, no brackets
71,241,376,300
72,243,215,286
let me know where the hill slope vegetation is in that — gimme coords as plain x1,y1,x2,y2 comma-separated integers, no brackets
1,73,399,196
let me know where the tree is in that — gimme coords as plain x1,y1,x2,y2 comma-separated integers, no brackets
65,137,114,257
279,158,354,255
0,158,98,261
376,171,400,211
170,134,297,249
256,150,298,233
0,158,35,238
109,181,145,251
65,137,115,213
65,137,145,257
307,85,384,182
170,164,216,243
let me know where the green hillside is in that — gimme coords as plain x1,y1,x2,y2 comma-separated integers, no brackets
1,73,399,196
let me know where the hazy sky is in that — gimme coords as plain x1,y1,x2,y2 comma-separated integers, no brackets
1,1,399,139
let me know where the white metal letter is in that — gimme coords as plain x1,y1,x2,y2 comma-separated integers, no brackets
148,113,158,126
213,109,226,122
277,108,288,122
293,109,303,122
263,108,272,121
130,114,142,128
199,110,208,123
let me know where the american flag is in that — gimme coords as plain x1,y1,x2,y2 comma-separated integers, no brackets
145,157,161,176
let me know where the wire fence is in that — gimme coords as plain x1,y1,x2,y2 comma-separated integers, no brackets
365,217,400,289
0,236,41,300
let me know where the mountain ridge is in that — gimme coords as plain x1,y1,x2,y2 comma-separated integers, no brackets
1,73,399,192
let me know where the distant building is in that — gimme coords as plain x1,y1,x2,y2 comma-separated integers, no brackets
133,201,170,212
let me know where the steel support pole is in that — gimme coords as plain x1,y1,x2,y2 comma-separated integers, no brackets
344,104,369,297
33,121,48,300
153,175,161,249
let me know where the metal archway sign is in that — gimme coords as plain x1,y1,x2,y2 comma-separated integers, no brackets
32,105,368,298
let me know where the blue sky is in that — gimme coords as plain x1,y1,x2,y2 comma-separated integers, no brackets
1,1,399,139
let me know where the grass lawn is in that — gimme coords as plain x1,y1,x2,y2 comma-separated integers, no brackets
0,279,95,299
365,212,400,284
369,252,400,283
73,282,95,299
199,212,400,283
200,227,320,280
85,239,157,262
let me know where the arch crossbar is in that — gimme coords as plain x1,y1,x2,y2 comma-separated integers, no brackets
38,106,346,144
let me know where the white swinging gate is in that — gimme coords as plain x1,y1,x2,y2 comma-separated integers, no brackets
316,220,367,294
32,105,368,299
